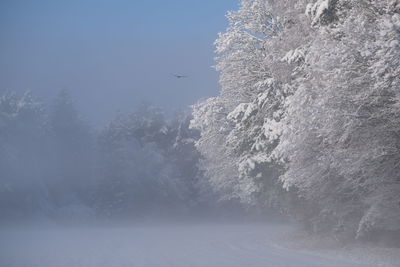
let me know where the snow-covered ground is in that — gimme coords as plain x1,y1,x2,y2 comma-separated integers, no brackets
0,222,397,267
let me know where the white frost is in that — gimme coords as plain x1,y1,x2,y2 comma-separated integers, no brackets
306,0,330,25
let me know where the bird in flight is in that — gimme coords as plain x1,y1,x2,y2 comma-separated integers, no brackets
172,73,188,79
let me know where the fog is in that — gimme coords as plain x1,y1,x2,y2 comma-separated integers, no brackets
2,223,376,267
0,1,286,265
2,0,400,266
0,0,244,222
0,0,236,126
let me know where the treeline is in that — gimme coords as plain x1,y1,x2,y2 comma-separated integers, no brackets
191,0,400,245
0,90,225,222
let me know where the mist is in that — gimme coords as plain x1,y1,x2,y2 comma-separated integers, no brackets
2,0,400,266
0,0,236,126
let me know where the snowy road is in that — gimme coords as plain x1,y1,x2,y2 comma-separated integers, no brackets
0,223,375,267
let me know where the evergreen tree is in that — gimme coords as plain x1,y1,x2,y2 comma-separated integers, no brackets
47,89,94,217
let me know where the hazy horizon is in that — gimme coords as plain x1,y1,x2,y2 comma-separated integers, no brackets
0,0,237,126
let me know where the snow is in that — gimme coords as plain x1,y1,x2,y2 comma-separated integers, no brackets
0,223,380,267
305,0,330,25
228,103,257,124
227,103,249,122
282,49,305,64
254,78,274,90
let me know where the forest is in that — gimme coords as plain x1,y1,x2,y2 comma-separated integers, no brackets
191,0,400,246
0,90,218,220
1,0,400,266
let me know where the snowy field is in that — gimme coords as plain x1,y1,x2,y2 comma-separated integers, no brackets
0,222,386,267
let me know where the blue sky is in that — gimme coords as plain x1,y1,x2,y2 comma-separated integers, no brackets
0,0,238,125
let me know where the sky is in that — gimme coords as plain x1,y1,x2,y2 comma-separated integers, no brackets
0,0,238,126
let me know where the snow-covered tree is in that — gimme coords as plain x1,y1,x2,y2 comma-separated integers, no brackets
47,89,94,217
94,106,207,218
191,97,240,200
192,0,310,209
194,0,400,244
275,0,400,241
0,92,49,219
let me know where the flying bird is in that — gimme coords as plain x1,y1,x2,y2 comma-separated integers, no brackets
172,74,188,79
